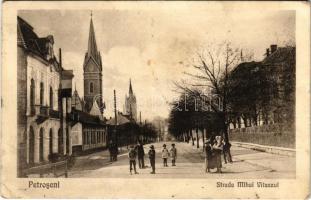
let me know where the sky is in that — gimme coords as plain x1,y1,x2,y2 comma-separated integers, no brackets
19,8,295,121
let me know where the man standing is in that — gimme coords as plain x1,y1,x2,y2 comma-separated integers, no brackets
148,145,156,174
128,145,138,175
137,140,145,169
170,143,177,166
108,140,114,162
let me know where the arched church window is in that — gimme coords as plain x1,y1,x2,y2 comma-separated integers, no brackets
90,82,94,93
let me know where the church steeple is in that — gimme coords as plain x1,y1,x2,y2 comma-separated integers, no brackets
83,11,104,113
84,12,102,70
129,79,133,95
88,15,98,59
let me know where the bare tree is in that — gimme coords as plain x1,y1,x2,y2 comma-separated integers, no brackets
175,41,246,143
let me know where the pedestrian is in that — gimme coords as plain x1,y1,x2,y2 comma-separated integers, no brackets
137,140,145,169
222,139,233,164
162,144,169,167
148,145,156,174
170,143,177,166
204,139,214,173
212,136,223,173
108,140,114,162
113,143,118,161
128,145,138,175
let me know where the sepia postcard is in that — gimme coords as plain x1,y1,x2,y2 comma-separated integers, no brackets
1,1,310,199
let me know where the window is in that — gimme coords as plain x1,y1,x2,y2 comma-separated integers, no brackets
28,126,35,164
50,87,53,109
90,82,94,93
30,79,35,105
39,128,44,162
58,128,63,154
40,82,44,105
49,129,53,156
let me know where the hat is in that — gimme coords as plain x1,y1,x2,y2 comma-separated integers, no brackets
150,145,154,149
171,143,175,146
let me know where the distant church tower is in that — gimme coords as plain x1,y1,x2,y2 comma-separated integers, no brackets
125,79,137,121
83,13,104,113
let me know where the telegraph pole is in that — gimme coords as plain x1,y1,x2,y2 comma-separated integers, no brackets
113,90,118,160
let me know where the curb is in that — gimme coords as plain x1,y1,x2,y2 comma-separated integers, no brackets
231,141,295,157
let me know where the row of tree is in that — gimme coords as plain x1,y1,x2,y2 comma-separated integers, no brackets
169,41,295,145
108,122,158,147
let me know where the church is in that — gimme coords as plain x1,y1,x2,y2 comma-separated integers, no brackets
124,79,137,122
70,14,108,153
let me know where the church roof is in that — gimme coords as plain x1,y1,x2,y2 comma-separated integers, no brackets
83,16,102,70
129,79,133,95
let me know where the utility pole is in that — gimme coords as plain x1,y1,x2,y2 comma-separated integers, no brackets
114,90,118,157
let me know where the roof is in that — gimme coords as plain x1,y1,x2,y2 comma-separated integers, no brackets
83,17,102,70
262,46,295,64
107,112,131,125
230,61,261,76
72,90,84,111
71,109,106,126
61,70,74,79
17,16,61,70
129,79,133,95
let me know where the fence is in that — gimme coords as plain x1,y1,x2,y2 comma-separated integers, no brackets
229,123,295,148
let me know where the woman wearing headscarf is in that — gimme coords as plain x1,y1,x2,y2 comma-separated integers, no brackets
212,136,224,173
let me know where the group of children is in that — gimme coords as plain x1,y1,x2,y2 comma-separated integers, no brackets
128,143,177,175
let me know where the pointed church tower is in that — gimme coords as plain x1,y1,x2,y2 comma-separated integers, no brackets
83,13,104,113
125,79,137,121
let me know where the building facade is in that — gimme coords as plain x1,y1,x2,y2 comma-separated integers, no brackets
17,16,73,177
228,45,295,131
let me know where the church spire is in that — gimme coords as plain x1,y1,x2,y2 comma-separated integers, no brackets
129,79,133,95
87,12,98,60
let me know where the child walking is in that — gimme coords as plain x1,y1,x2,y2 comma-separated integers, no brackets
162,144,169,167
148,145,156,174
170,143,177,166
128,145,138,175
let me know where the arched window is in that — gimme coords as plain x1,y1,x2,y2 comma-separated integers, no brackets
58,128,63,154
28,126,35,165
49,129,53,156
49,87,53,109
89,82,94,93
39,128,44,162
40,82,44,106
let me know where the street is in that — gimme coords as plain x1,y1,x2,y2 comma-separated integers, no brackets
69,142,295,178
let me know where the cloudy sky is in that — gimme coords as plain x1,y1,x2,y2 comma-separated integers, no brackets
19,7,295,121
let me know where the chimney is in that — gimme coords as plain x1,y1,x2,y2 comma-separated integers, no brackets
266,48,270,57
270,44,277,54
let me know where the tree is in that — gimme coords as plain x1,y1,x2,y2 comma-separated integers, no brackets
175,42,247,143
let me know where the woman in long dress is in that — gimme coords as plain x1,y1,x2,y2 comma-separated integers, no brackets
212,136,224,173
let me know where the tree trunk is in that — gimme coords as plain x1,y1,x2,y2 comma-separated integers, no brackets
196,127,199,148
202,128,205,148
191,129,194,146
